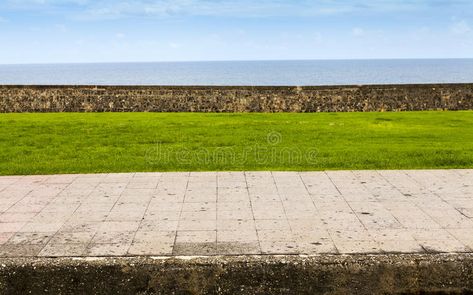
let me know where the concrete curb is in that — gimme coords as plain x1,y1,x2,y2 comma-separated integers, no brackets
1,254,473,294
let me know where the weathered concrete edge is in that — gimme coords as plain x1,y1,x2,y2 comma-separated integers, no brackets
1,254,473,294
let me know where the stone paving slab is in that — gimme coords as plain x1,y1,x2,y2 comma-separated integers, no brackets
0,170,472,257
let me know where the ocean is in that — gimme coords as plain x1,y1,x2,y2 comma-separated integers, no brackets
0,59,473,86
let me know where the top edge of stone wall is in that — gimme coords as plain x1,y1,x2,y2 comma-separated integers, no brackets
1,82,473,89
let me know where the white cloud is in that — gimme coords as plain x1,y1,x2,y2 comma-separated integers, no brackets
77,1,421,20
0,16,7,23
6,0,88,5
313,32,323,43
4,0,456,20
168,42,181,49
55,24,67,32
115,32,125,39
450,20,471,35
352,27,365,37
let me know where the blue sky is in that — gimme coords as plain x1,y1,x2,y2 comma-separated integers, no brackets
0,0,472,64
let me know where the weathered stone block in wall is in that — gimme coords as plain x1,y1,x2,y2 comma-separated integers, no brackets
0,84,472,113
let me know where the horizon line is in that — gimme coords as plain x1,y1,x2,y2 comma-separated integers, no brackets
1,57,473,66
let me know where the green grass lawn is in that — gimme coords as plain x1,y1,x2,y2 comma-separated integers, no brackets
0,111,472,175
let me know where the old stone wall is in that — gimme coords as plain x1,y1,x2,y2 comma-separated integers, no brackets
0,83,472,112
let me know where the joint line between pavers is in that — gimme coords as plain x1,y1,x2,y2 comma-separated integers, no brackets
298,172,339,254
399,170,456,231
127,173,161,255
172,172,191,255
1,179,37,220
82,175,131,256
325,171,374,247
214,172,218,249
364,170,408,232
376,170,471,252
0,176,24,194
271,171,294,243
409,171,473,251
244,171,262,253
12,174,91,255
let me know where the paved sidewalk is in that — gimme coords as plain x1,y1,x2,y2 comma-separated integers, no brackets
0,170,472,257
